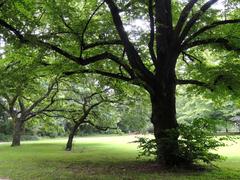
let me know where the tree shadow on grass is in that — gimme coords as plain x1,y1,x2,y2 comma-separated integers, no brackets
64,160,212,177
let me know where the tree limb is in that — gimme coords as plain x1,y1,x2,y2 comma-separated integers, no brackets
179,0,219,43
80,1,105,57
175,0,199,36
7,94,19,116
25,78,59,115
0,19,26,43
105,0,154,82
59,15,76,34
26,81,59,121
176,79,213,90
18,98,26,113
63,69,133,82
0,19,133,73
182,51,202,63
185,19,240,43
182,38,240,51
83,40,122,50
84,120,117,131
148,0,157,67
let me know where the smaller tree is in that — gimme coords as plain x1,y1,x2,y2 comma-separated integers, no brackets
43,78,119,151
117,96,151,134
0,78,59,146
0,49,60,146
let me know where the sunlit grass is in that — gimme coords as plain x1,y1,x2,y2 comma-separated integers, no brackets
0,135,239,180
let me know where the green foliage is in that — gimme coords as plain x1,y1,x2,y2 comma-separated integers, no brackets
137,119,228,165
136,137,156,158
0,117,12,135
0,0,239,168
178,119,225,164
21,135,39,141
0,133,11,142
117,100,151,133
177,90,240,133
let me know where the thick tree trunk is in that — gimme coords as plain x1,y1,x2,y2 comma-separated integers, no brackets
149,76,180,166
11,119,24,147
65,123,80,151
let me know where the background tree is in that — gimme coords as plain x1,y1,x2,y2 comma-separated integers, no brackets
0,47,60,146
43,77,120,151
117,92,151,133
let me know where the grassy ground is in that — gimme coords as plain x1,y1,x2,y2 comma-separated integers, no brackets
0,135,240,180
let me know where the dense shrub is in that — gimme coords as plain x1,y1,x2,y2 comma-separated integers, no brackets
0,133,11,142
136,118,229,165
21,135,40,141
0,133,40,142
0,119,13,135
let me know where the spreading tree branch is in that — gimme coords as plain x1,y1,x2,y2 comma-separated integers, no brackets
24,78,59,115
64,69,132,82
0,19,133,75
185,19,240,43
59,15,76,34
6,94,19,116
175,0,199,36
83,40,122,50
84,120,117,131
182,51,202,63
80,1,105,57
105,0,154,82
182,38,240,51
176,79,213,90
0,19,26,43
148,0,157,67
179,0,219,43
18,98,26,113
26,81,60,121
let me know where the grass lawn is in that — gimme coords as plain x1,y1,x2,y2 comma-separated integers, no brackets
0,135,240,180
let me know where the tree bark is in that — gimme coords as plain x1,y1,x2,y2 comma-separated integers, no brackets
149,75,180,166
65,123,80,151
11,119,24,147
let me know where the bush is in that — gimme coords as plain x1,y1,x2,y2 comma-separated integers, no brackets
178,118,225,164
136,118,229,165
21,135,40,141
0,134,40,142
0,133,11,142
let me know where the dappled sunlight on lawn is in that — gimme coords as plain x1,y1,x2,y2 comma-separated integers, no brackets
217,138,240,157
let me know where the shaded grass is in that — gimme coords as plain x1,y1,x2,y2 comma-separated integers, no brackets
0,135,240,180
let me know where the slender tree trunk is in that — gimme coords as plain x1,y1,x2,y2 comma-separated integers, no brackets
149,75,180,166
225,119,228,133
11,119,24,147
65,123,80,151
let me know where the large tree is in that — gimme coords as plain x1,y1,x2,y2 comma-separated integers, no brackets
0,0,240,166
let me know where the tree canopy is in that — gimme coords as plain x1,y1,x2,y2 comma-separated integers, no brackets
0,0,240,167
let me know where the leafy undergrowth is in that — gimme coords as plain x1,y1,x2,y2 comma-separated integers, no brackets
0,135,239,180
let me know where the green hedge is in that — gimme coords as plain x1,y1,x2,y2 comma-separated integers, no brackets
0,133,11,142
0,133,40,142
